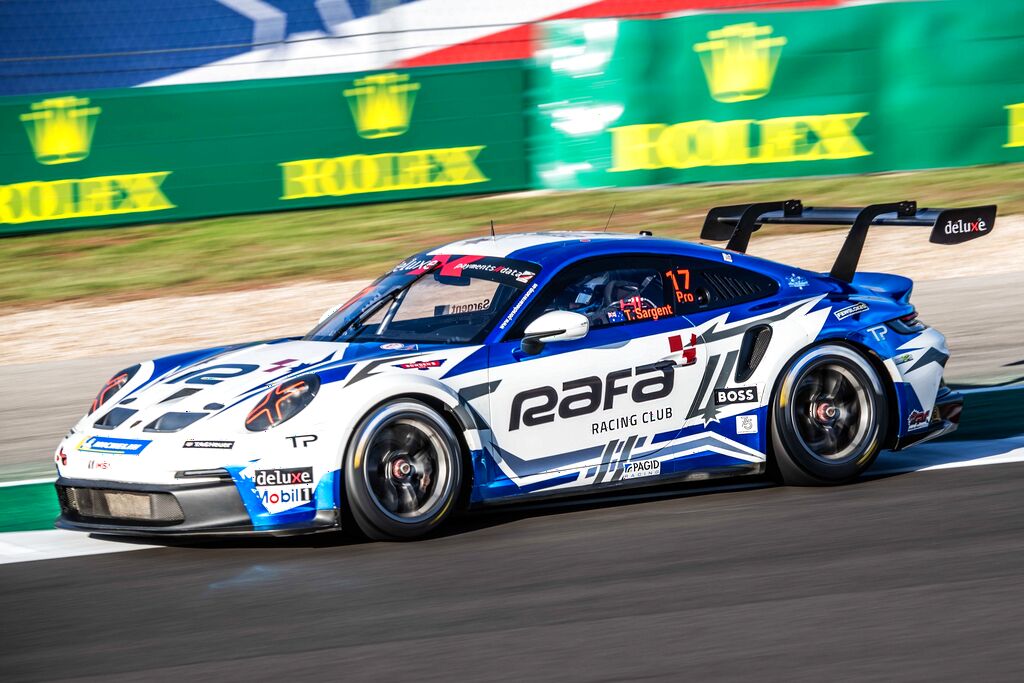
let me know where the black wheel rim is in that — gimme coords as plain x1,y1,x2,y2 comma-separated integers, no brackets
362,416,451,522
791,361,874,464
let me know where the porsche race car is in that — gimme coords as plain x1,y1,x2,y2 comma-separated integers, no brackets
53,199,995,539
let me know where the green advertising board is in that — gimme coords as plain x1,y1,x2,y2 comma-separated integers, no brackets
0,62,528,234
530,0,1024,189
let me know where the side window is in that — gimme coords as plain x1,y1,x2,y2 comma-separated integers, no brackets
509,256,674,337
668,259,779,315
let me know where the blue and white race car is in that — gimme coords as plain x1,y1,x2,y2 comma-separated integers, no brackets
53,199,995,540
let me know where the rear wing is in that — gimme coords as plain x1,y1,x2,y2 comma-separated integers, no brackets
700,200,997,282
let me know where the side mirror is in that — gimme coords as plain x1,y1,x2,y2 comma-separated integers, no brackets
520,310,590,356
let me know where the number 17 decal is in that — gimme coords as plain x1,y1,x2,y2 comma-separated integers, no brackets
665,269,694,304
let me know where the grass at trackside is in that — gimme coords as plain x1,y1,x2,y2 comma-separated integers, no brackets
0,482,58,533
1,164,1022,307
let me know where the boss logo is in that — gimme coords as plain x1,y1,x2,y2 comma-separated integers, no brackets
510,361,675,431
714,387,758,405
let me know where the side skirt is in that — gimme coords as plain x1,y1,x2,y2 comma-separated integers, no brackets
472,462,765,508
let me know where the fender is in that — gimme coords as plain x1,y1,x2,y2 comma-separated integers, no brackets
314,372,483,468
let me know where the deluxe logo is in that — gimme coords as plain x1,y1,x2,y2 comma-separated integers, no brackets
280,72,489,200
714,387,758,405
693,22,786,103
5,96,175,225
253,467,313,487
77,436,152,456
344,72,420,140
510,361,675,431
21,96,100,165
944,218,988,234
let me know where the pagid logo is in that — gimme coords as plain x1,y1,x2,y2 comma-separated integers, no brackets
693,22,787,103
344,72,420,139
20,96,101,165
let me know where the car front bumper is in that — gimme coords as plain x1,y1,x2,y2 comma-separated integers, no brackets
54,476,339,537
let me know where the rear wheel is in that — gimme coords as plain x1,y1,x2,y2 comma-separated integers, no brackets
771,344,887,485
344,399,462,540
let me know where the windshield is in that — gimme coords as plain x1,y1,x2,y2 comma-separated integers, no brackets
306,253,541,344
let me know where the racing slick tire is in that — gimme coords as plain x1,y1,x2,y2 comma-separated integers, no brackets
344,399,463,540
770,344,887,486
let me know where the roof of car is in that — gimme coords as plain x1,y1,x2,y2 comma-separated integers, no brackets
429,230,772,273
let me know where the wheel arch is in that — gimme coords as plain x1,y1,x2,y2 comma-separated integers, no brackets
841,338,900,451
767,337,897,468
339,388,477,512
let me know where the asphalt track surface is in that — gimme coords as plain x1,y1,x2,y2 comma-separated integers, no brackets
3,459,1024,681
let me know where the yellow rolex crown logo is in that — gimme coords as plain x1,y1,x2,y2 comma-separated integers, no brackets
693,22,787,103
20,96,101,165
344,72,420,139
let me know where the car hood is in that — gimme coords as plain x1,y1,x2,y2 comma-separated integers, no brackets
67,338,470,452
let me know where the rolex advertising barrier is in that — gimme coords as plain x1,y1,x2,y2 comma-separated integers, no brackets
530,0,1024,189
1,0,1023,235
0,62,528,235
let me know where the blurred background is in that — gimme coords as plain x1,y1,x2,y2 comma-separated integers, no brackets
1,3,1024,680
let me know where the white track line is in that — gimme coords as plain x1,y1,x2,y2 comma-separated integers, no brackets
0,530,156,565
0,477,54,488
871,436,1024,475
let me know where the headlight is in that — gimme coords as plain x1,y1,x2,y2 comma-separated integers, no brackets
90,365,140,414
245,374,321,431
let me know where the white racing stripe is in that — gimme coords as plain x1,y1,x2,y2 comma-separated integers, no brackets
0,530,157,565
1,436,1023,566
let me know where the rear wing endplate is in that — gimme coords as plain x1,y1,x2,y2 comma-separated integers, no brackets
700,200,997,282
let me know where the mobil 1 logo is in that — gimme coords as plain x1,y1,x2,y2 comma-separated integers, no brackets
714,386,758,406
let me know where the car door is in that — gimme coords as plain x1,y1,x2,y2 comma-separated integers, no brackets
664,254,784,450
486,254,707,490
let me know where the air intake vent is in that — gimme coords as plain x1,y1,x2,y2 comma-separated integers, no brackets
704,271,760,299
161,388,202,403
736,325,772,383
93,407,136,430
144,412,206,433
58,486,184,524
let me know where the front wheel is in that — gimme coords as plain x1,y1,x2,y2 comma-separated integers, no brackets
344,399,462,540
771,344,887,485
